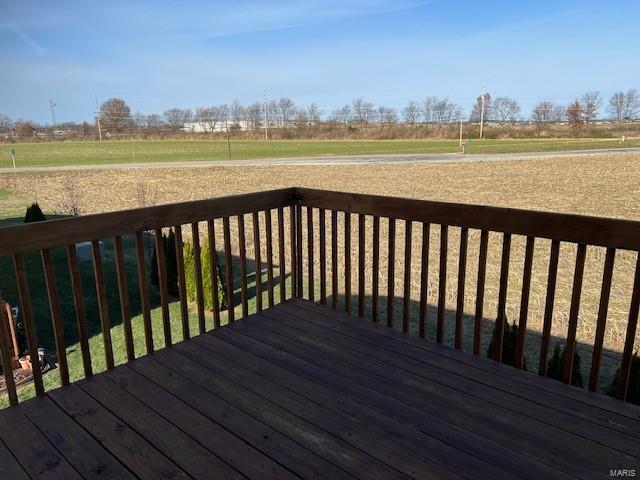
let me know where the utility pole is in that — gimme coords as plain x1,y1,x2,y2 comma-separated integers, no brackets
479,93,485,139
94,96,103,142
49,100,57,128
225,119,232,160
263,93,269,140
459,120,463,148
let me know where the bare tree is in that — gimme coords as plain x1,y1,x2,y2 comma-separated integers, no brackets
469,93,492,123
331,105,352,124
608,89,640,121
276,97,295,127
230,99,245,126
402,101,419,125
146,114,162,128
432,98,462,124
377,106,397,127
294,108,309,129
531,100,564,127
246,102,263,130
163,108,192,129
352,98,375,127
307,103,320,125
566,101,584,129
100,98,131,133
490,97,521,122
580,91,601,126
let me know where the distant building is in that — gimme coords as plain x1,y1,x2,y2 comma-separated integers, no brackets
183,121,253,133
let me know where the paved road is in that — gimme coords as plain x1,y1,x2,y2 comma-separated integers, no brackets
1,146,639,173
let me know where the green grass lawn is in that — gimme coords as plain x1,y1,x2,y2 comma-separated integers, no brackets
0,137,637,168
0,233,287,408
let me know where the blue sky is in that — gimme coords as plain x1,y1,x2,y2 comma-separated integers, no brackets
1,0,639,123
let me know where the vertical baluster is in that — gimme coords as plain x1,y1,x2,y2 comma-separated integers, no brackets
154,228,172,347
277,208,286,303
493,233,512,361
387,218,396,328
307,207,314,302
223,217,235,323
589,247,616,391
372,216,380,323
514,236,536,369
344,212,351,313
563,244,587,384
41,249,70,383
135,231,154,354
403,220,412,333
331,210,338,309
296,204,303,298
66,246,92,378
0,298,19,406
473,230,489,354
174,225,190,340
455,227,469,349
358,214,365,317
113,236,134,361
192,222,206,334
91,240,114,370
265,209,275,307
437,225,448,343
207,220,221,328
319,208,327,305
539,240,560,376
253,211,263,312
237,214,248,317
289,205,297,299
419,223,430,338
617,253,640,401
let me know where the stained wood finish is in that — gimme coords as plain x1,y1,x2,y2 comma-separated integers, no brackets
473,230,489,355
253,211,263,312
113,236,135,361
237,215,249,317
515,236,535,369
135,231,154,354
437,225,448,343
319,208,327,305
296,204,303,299
306,207,314,302
223,217,235,323
344,212,351,313
402,220,412,333
539,239,560,376
207,220,221,328
91,240,114,370
563,244,587,384
66,247,92,379
0,304,18,406
192,222,206,333
617,253,640,400
493,233,512,362
174,225,190,340
154,228,172,347
1,299,636,479
289,205,297,299
387,218,396,328
41,248,70,384
277,207,286,304
0,188,295,256
419,223,430,338
265,209,275,307
358,213,365,318
372,216,380,323
331,210,338,309
454,228,468,350
589,247,616,391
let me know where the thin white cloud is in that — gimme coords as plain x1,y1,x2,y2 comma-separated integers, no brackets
2,23,46,55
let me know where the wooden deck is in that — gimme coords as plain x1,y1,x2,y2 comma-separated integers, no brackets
1,299,639,479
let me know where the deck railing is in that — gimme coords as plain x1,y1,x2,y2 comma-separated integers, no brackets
1,187,639,407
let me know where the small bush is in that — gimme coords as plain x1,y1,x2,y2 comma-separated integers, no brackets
606,353,640,405
183,240,227,311
150,230,179,296
24,202,46,223
486,317,526,369
546,344,584,387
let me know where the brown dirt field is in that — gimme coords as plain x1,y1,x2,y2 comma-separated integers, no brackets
2,152,639,389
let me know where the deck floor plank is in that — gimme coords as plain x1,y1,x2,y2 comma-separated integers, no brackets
1,299,639,479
